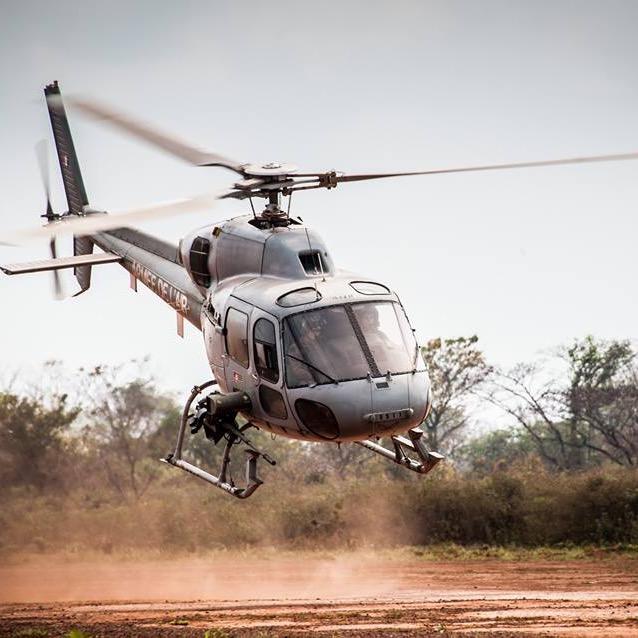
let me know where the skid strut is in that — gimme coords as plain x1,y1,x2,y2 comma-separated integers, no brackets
161,380,275,499
356,427,444,474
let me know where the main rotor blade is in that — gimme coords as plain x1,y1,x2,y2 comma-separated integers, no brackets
2,192,221,246
337,151,638,184
60,96,246,175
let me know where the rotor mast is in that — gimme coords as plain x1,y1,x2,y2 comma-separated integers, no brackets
264,190,284,219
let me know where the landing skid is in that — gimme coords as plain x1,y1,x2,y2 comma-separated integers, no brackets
161,380,276,499
356,427,444,474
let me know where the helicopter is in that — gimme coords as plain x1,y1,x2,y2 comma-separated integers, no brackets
2,81,638,498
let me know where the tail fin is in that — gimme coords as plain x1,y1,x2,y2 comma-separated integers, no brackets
44,81,94,294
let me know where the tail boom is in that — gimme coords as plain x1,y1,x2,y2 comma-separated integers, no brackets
94,230,204,331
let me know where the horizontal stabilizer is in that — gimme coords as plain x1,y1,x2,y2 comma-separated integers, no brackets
1,252,120,275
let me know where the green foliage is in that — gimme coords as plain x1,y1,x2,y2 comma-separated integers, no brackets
66,631,92,638
403,471,525,545
0,392,79,490
567,335,634,389
401,466,638,546
525,471,638,545
421,336,492,453
459,427,536,474
203,629,231,638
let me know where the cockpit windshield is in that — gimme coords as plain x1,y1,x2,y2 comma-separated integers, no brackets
283,301,417,388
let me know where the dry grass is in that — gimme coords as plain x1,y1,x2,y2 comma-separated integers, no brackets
2,465,638,559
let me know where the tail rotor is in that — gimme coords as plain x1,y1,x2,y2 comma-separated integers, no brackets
48,237,63,299
35,139,64,299
35,140,55,221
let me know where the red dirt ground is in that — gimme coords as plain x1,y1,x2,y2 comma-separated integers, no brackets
1,555,637,636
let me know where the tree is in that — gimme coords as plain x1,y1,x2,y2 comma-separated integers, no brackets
567,337,638,466
0,392,79,490
489,336,638,470
83,366,179,500
487,361,572,469
421,336,492,454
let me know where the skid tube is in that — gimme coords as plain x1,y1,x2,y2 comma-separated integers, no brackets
356,427,444,474
161,380,275,499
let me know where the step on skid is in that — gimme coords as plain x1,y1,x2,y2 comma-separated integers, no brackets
356,427,444,474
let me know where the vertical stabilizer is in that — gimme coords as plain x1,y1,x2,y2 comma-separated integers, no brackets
44,81,93,294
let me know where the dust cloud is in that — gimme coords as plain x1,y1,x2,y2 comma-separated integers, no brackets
0,555,399,604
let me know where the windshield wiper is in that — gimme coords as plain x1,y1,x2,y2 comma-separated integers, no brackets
285,353,339,385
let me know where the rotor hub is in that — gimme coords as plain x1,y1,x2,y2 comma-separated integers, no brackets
243,162,298,178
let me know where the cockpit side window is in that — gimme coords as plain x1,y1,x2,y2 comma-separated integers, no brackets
225,307,249,368
253,318,279,383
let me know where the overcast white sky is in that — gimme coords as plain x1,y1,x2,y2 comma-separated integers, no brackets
1,0,637,397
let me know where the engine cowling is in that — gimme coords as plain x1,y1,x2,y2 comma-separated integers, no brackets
179,227,215,291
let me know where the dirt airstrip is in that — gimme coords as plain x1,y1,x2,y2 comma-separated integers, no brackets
1,554,637,637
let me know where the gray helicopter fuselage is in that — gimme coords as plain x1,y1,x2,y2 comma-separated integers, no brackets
177,215,432,443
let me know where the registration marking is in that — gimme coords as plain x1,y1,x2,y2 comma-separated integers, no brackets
130,260,190,314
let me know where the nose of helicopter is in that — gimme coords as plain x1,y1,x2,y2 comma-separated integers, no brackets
368,370,432,438
288,371,431,442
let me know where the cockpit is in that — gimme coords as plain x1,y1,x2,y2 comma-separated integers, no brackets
208,280,430,442
282,301,418,388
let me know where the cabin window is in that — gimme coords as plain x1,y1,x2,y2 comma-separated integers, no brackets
190,236,211,287
259,385,287,419
225,307,249,367
276,287,322,307
299,250,327,275
350,281,390,295
253,318,279,383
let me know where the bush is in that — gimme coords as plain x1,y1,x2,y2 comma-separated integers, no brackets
3,464,638,555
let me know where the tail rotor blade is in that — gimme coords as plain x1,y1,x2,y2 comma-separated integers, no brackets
35,140,53,217
49,237,63,299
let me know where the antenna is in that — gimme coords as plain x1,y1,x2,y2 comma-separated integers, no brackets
303,226,321,296
318,244,326,282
